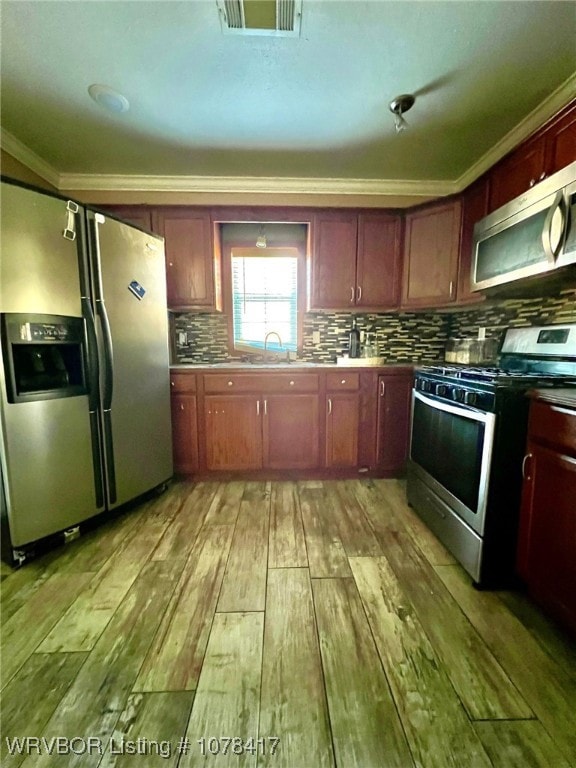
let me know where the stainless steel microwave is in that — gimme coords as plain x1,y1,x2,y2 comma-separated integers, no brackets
471,161,576,292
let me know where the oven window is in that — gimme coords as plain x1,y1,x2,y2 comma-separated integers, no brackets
411,397,485,513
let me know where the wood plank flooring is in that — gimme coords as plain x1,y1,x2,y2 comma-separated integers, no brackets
1,479,575,768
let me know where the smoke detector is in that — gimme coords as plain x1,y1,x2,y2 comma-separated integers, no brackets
216,0,302,37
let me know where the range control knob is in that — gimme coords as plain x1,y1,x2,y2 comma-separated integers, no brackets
451,387,465,402
436,384,448,396
463,391,477,406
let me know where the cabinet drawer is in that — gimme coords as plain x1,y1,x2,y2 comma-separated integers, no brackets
529,401,576,454
326,372,360,391
170,373,197,393
204,373,319,393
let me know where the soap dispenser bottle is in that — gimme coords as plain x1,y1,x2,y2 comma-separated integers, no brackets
349,319,360,358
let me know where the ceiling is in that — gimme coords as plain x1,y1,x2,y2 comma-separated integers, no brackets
1,1,575,200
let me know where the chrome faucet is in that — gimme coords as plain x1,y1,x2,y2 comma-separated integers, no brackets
264,331,283,360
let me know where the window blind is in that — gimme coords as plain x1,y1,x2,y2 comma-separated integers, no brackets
232,254,298,352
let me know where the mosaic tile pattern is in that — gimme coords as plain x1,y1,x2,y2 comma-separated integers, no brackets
172,289,576,365
448,289,576,349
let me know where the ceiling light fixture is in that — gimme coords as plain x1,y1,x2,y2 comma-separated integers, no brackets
389,94,415,133
88,84,130,114
256,225,267,248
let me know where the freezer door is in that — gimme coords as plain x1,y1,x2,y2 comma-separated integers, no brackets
89,213,173,507
0,181,85,316
0,394,101,547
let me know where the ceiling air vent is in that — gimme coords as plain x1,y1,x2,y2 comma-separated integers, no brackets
216,0,302,37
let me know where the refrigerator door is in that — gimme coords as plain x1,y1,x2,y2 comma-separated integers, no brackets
0,182,103,555
88,212,173,508
0,181,85,315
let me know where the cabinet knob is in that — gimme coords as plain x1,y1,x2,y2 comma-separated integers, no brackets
170,380,175,387
289,380,295,386
228,380,233,386
180,403,184,410
341,379,346,384
168,261,173,267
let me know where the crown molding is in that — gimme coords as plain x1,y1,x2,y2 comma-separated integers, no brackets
455,71,576,192
3,73,575,199
0,128,60,189
58,172,457,198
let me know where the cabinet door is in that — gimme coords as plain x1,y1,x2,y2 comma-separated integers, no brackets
488,140,546,212
402,200,461,308
204,395,262,470
263,394,320,469
544,102,576,175
457,178,488,305
377,375,412,473
154,208,214,309
310,212,358,309
171,393,198,474
326,393,359,467
356,213,401,309
517,442,576,633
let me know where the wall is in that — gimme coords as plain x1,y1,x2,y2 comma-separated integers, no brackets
173,287,576,365
1,150,58,192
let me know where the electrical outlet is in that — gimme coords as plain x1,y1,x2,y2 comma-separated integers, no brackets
312,331,321,345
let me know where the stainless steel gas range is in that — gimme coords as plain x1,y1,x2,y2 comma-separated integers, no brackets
407,324,576,587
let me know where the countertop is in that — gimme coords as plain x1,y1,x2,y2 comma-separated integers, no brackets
528,387,576,410
170,361,415,372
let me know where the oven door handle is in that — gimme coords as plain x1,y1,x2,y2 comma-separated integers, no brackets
413,389,491,424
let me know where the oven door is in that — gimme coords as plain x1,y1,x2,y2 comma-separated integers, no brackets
409,389,496,535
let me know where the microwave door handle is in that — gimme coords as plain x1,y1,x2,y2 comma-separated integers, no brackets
542,190,566,263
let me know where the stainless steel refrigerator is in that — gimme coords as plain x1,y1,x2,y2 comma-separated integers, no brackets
0,179,173,565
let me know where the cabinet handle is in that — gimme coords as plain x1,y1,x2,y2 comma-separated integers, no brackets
539,171,546,181
180,403,185,410
257,400,260,416
350,286,354,303
170,380,175,387
356,285,362,302
264,399,268,416
380,380,386,397
529,179,536,188
522,453,533,480
328,398,332,415
449,281,454,297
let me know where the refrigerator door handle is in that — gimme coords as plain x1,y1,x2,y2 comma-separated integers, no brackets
82,296,105,508
88,211,117,505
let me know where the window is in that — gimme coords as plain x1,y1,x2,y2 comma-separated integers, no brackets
231,247,299,354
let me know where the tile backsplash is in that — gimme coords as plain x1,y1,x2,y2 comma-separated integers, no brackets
172,288,576,365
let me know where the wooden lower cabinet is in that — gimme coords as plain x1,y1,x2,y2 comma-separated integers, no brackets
205,395,262,470
516,396,576,635
171,393,199,474
204,392,320,471
377,374,413,473
172,368,412,476
170,374,199,474
326,393,360,468
263,394,320,469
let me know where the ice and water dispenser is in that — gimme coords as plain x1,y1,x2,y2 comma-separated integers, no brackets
1,313,88,403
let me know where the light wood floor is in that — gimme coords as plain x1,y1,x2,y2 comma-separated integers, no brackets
1,479,575,768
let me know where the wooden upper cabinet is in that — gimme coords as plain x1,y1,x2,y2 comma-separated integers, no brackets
97,205,154,232
401,199,461,308
488,99,576,213
544,101,576,175
488,139,546,212
153,207,219,311
457,177,488,305
310,210,401,311
356,213,401,308
311,211,358,309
